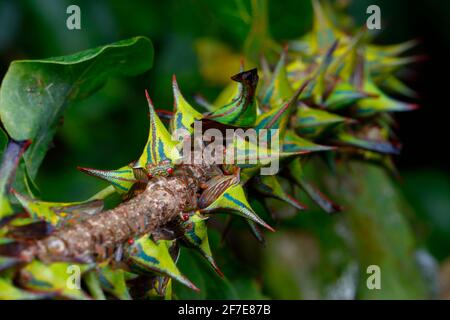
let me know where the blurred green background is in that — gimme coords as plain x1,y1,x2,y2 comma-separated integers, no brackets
1,0,449,299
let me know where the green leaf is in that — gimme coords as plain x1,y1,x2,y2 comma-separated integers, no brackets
0,36,154,178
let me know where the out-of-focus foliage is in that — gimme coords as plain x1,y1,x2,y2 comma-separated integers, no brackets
401,171,450,261
0,0,448,300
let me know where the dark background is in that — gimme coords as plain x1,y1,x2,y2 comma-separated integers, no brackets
0,0,449,298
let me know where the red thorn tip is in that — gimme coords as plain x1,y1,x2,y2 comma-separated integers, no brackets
215,268,224,278
190,283,201,292
172,74,177,84
213,263,224,278
239,57,245,69
264,223,276,233
144,89,153,106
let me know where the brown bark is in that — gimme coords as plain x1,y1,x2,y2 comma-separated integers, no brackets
22,164,218,263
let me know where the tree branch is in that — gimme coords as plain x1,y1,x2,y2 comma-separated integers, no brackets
24,164,216,263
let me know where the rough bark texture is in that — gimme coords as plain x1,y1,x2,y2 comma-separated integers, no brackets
21,164,217,263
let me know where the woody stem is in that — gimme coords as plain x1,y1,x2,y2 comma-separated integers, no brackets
32,164,216,263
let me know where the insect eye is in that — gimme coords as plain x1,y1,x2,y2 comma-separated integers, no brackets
182,213,189,221
166,167,174,175
147,172,153,179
